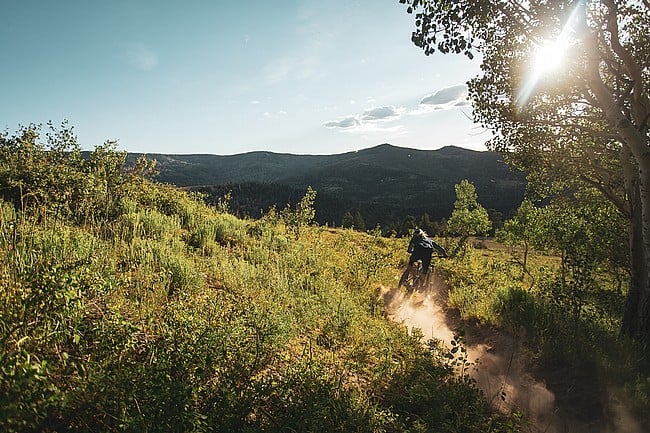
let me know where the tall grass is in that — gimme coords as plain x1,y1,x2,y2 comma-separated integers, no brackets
439,243,649,425
0,190,520,432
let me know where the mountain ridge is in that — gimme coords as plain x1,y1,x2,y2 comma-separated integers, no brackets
128,143,526,228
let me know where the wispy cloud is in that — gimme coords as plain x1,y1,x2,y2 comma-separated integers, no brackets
361,106,404,122
411,84,470,115
263,54,321,83
124,42,158,71
324,116,360,129
262,110,288,119
421,84,468,106
324,105,405,133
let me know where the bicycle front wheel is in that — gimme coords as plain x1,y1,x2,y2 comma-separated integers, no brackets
399,263,422,291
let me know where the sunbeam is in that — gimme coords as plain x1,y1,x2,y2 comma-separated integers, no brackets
516,1,584,108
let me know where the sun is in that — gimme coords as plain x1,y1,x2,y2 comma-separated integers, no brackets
517,32,574,107
532,37,570,74
517,1,584,107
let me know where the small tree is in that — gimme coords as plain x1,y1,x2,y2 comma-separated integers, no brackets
282,186,317,238
447,179,491,256
532,193,627,335
341,211,354,229
353,211,366,231
0,122,150,226
497,199,540,274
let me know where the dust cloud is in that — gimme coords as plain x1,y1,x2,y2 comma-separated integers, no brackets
377,276,644,433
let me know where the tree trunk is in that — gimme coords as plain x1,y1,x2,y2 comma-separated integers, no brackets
620,148,650,343
621,151,647,339
636,155,650,344
584,25,650,343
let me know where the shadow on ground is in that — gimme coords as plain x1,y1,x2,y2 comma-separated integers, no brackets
377,274,644,433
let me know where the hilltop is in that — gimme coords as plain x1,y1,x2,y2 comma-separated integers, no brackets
130,144,526,228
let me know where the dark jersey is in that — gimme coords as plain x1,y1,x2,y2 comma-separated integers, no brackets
408,235,446,256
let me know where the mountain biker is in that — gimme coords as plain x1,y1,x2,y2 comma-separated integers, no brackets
407,228,447,275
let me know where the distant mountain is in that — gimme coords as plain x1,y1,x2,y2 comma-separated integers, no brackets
129,144,526,229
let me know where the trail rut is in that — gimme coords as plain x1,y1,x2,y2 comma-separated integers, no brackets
377,275,644,433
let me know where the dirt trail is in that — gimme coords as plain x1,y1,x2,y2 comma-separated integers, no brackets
377,276,645,433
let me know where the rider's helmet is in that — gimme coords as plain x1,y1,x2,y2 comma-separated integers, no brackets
414,228,425,237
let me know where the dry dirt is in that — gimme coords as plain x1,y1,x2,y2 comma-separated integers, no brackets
377,274,646,433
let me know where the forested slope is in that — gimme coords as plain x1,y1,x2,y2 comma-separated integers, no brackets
130,144,526,228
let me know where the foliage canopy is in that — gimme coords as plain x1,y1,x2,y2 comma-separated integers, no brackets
400,0,650,342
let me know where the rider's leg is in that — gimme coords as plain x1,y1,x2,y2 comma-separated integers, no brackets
421,250,433,274
403,253,418,284
417,251,433,288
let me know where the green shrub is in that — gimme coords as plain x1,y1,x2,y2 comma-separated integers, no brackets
157,249,203,297
186,217,217,252
116,209,180,242
213,213,247,246
493,286,555,337
0,133,534,432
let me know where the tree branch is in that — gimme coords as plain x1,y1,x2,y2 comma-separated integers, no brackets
603,0,650,128
505,0,533,23
582,11,648,162
579,174,629,216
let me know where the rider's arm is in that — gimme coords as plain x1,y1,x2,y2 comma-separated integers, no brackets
407,236,415,253
433,241,447,257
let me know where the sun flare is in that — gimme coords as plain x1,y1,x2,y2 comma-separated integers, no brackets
516,1,584,108
533,37,570,74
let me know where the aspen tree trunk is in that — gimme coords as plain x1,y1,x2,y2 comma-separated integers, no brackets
585,21,650,343
635,155,650,343
621,152,646,338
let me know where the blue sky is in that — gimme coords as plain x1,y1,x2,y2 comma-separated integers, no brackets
1,1,487,155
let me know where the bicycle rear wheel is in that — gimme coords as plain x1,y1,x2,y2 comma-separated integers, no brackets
398,261,422,291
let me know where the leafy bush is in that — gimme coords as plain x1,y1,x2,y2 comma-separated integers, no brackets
0,128,525,432
116,209,181,242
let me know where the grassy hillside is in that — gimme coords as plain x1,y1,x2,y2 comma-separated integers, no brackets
0,194,520,432
3,127,647,432
0,135,518,432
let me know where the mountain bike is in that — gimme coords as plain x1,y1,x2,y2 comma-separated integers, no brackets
398,255,444,292
398,260,430,292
